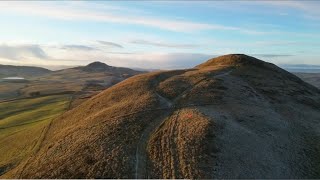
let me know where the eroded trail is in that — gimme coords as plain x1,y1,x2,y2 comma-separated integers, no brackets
134,70,234,179
135,93,173,179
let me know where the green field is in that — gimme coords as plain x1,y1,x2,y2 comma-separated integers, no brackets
0,95,71,174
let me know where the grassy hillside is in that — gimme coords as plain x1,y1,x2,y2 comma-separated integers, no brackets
6,54,319,179
0,62,143,101
0,95,70,175
0,65,51,78
0,82,27,100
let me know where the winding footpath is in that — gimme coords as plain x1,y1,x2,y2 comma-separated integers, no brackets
134,69,233,179
135,93,173,179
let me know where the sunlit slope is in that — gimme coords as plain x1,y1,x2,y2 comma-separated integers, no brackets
0,95,70,175
4,54,320,178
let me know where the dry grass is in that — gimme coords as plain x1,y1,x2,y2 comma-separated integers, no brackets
7,72,168,178
147,108,215,179
3,54,320,178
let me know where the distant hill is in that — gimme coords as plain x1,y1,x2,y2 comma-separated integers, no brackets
0,65,51,78
0,61,144,102
39,61,143,86
4,54,320,179
81,61,143,76
280,64,320,73
295,72,320,89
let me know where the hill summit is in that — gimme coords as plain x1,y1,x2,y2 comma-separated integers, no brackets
197,54,266,67
80,61,142,76
3,54,320,179
86,61,110,68
82,61,111,72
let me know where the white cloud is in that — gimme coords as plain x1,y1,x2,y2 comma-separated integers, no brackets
0,44,48,60
0,42,319,69
130,39,202,49
0,42,213,69
104,52,213,69
96,41,123,48
59,45,97,51
0,1,266,34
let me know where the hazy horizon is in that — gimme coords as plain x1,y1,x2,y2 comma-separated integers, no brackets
2,56,320,73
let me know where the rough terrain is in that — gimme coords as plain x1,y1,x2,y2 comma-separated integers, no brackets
2,54,320,178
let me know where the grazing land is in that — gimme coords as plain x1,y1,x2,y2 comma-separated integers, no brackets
0,95,70,175
0,62,143,175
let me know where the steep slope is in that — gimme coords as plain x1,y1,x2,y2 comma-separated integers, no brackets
3,54,320,178
0,65,51,78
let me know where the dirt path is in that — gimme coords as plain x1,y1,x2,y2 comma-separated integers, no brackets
214,69,233,78
134,70,233,178
135,93,173,179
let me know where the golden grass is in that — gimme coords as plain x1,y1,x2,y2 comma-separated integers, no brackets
7,72,166,178
147,108,215,179
5,54,319,178
4,66,225,178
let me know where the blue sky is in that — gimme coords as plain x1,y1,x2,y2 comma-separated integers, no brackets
0,1,319,69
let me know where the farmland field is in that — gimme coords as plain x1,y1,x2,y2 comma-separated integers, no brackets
0,95,71,175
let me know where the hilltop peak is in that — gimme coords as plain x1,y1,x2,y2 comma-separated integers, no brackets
86,61,110,68
80,61,141,76
196,54,267,69
83,61,111,72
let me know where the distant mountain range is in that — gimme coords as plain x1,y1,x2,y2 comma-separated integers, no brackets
280,64,320,73
295,72,320,89
3,61,320,75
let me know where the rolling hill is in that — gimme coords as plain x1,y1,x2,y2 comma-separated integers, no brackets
0,61,143,102
2,54,320,178
20,61,142,96
0,95,70,176
0,65,51,78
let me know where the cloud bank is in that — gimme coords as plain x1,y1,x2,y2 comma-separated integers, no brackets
97,41,123,48
0,1,267,34
130,39,201,48
0,44,48,60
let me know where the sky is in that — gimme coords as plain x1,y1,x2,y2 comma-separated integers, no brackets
0,1,319,70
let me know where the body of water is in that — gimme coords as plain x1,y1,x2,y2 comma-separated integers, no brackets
2,77,25,80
